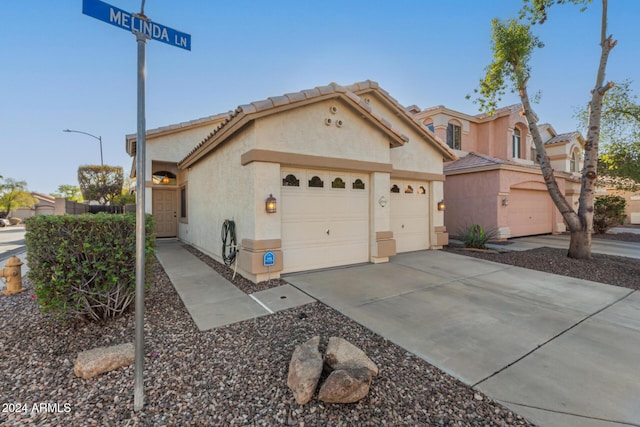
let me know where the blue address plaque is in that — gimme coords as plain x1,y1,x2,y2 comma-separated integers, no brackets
263,251,275,267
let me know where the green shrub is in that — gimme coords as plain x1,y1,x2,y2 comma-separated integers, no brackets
593,195,626,234
25,213,156,321
459,224,497,249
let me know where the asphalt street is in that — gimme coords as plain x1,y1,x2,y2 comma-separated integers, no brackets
0,225,26,262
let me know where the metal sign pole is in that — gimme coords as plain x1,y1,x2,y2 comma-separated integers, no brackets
133,20,149,412
80,0,190,412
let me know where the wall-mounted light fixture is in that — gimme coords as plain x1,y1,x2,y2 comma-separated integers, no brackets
501,197,509,207
265,194,277,213
162,175,170,184
378,196,387,207
437,200,446,211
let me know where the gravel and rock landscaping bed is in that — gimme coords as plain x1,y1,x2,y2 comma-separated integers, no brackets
4,232,636,426
445,233,640,291
1,261,532,426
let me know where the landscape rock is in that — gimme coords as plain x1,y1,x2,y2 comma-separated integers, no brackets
318,367,372,404
287,336,323,404
73,343,134,379
325,336,379,377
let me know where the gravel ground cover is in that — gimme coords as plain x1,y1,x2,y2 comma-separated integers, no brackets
4,233,635,426
1,261,532,426
446,234,640,290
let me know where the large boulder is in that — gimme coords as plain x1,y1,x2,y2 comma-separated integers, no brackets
324,337,378,377
287,336,323,405
73,343,134,379
318,367,372,404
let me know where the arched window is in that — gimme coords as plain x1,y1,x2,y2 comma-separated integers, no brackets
424,120,435,133
405,185,414,194
331,177,346,189
571,149,581,172
309,176,324,188
152,171,176,185
391,184,400,193
352,179,365,190
446,122,461,150
282,174,300,187
418,186,426,195
512,128,522,158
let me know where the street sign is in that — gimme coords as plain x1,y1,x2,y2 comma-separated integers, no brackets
263,251,275,267
82,0,191,50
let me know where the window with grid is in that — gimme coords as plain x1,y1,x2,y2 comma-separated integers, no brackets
446,123,461,150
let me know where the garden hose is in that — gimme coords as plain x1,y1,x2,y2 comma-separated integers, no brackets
221,219,238,266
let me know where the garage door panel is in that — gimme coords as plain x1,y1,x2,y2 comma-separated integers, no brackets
508,189,553,237
391,180,430,253
281,169,369,274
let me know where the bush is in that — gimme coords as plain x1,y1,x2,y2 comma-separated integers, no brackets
25,213,156,321
8,217,22,225
459,224,497,249
593,195,626,234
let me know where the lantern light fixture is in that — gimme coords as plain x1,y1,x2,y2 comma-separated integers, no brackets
265,194,277,213
437,200,446,211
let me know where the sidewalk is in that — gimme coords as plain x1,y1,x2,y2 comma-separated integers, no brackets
154,239,315,330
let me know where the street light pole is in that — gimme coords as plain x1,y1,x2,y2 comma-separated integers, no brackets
63,129,104,166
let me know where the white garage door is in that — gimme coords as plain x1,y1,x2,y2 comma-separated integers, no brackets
390,180,430,253
281,169,370,273
508,189,553,237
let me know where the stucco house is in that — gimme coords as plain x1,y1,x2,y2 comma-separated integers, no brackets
413,104,584,239
126,81,456,282
12,192,55,220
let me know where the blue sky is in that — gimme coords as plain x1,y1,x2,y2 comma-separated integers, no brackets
1,0,639,195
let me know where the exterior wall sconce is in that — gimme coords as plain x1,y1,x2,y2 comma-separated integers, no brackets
437,200,446,211
161,175,170,184
378,196,387,207
502,197,509,207
265,194,277,213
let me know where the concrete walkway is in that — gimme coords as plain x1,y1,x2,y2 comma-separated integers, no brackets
155,240,314,330
285,250,640,427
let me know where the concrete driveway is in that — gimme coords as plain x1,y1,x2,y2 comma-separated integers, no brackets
285,251,640,427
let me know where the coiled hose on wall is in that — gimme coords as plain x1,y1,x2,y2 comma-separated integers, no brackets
221,219,238,266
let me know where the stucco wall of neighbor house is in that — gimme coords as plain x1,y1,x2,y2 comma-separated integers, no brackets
444,170,501,237
498,169,568,236
182,123,257,264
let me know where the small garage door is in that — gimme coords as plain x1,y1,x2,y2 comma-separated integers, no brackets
390,180,430,253
508,189,553,237
281,169,369,273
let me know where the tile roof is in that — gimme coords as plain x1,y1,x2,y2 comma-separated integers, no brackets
444,152,539,173
126,112,231,156
344,80,457,160
179,82,418,167
474,103,523,119
545,131,581,145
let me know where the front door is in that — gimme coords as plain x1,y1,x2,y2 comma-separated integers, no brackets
153,189,177,237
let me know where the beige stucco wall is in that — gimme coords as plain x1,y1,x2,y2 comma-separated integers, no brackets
142,121,226,214
180,124,256,262
254,98,391,164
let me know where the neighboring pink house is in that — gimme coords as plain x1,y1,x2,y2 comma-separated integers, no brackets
412,104,584,239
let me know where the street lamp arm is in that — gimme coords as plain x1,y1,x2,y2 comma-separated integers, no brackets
63,129,104,166
63,129,101,142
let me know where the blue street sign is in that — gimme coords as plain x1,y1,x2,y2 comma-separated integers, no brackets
263,251,275,267
82,0,191,51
